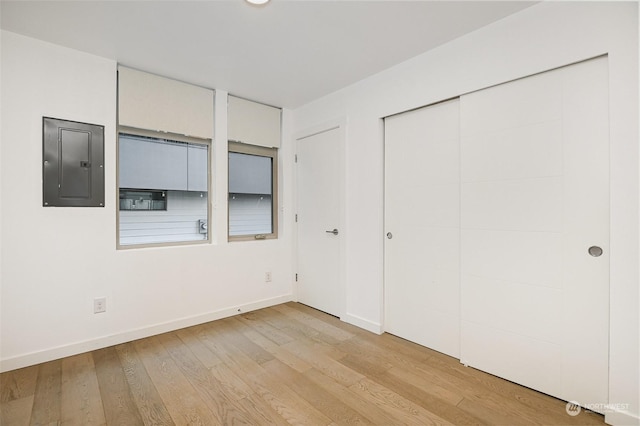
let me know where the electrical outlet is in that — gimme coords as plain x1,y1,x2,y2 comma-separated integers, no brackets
94,297,106,314
265,271,272,282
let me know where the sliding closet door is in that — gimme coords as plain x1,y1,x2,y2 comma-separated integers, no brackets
460,57,609,407
384,99,460,358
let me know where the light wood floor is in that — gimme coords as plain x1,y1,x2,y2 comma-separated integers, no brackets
1,302,605,425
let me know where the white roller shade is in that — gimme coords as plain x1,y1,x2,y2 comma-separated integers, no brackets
228,152,272,195
118,66,214,139
228,95,281,148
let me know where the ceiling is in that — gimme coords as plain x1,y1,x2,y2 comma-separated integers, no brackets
0,1,535,109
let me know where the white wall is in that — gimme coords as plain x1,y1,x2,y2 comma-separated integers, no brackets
0,31,295,371
292,2,638,424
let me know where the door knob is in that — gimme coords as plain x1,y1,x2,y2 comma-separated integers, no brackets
387,232,393,239
588,246,603,257
325,229,339,235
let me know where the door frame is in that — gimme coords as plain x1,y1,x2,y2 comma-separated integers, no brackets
294,118,347,319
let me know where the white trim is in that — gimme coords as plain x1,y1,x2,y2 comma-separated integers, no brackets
213,90,229,245
605,410,639,426
0,294,292,373
295,125,340,141
343,313,383,335
293,117,346,142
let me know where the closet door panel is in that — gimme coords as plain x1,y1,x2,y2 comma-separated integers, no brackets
461,120,562,182
460,57,609,408
384,99,461,359
462,229,563,289
461,177,562,232
461,322,563,396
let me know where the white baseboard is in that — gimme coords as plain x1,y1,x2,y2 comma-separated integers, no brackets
0,294,293,373
605,410,640,426
343,312,383,334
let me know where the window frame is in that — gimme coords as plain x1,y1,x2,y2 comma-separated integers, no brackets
116,126,212,249
228,141,278,242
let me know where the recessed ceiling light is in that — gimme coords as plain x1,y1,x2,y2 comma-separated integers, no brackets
246,0,270,5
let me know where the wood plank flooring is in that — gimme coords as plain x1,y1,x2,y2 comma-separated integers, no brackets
1,302,606,425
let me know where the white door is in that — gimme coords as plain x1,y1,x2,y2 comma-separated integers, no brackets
459,57,609,408
296,126,344,317
384,100,461,358
384,57,609,408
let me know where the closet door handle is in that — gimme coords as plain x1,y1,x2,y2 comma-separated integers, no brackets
588,246,603,257
326,229,339,235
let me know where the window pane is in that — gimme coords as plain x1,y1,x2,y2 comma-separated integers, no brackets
118,133,209,246
228,152,272,195
229,194,273,236
228,151,274,236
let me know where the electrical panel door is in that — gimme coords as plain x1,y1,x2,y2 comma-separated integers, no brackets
43,117,105,207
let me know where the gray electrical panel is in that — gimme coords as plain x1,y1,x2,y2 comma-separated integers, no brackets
43,117,105,207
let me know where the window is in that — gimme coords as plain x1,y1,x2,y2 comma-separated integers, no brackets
118,131,210,247
228,142,278,240
119,189,166,211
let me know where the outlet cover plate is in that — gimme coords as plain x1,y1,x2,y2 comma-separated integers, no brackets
94,297,106,314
